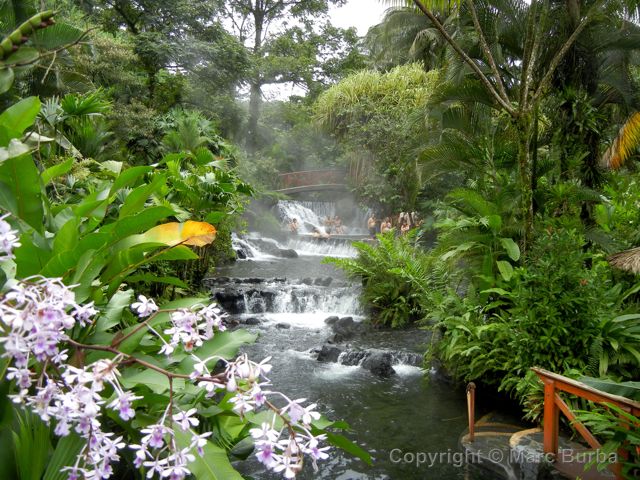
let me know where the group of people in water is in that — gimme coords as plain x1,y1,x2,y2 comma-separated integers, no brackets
287,215,346,238
323,215,346,235
367,211,421,238
286,210,420,240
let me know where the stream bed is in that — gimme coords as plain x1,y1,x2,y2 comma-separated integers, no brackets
210,202,494,479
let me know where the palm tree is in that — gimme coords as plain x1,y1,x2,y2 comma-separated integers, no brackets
364,6,453,71
380,0,640,251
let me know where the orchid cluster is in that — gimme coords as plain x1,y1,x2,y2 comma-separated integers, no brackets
159,302,226,355
190,351,329,478
0,212,20,260
0,276,332,480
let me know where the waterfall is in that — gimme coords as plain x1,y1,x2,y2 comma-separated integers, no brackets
275,200,370,235
283,238,356,257
231,234,277,260
217,282,363,317
337,350,423,368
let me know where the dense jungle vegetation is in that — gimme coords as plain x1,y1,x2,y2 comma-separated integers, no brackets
321,0,640,474
0,0,639,478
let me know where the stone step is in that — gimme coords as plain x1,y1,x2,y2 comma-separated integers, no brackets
460,413,617,480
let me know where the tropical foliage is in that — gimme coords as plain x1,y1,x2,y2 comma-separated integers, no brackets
326,0,640,465
0,4,371,480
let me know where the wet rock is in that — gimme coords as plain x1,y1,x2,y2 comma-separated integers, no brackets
314,277,333,287
339,350,367,366
324,316,339,325
214,290,244,314
244,317,261,325
332,316,357,342
275,323,291,329
245,277,263,284
236,249,247,259
317,345,343,362
301,277,314,285
245,238,298,258
279,248,298,258
361,352,396,377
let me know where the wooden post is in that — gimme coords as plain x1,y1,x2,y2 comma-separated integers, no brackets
543,378,559,455
467,382,476,442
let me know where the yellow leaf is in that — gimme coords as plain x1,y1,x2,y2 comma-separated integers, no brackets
142,221,217,247
601,112,640,170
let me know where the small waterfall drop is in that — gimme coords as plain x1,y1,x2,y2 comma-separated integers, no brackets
276,200,370,235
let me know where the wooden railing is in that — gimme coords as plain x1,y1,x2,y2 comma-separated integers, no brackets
532,367,640,479
467,382,476,442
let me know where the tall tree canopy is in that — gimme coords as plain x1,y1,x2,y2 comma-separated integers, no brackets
220,0,365,150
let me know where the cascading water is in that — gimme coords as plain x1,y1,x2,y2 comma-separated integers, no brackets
213,198,492,480
276,200,370,235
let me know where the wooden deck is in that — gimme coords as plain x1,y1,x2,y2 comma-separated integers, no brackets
460,412,616,480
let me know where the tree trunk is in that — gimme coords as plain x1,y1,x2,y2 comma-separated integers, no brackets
246,8,264,152
517,114,534,254
531,105,539,213
247,81,261,152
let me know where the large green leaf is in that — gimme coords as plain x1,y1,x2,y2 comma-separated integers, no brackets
42,434,85,480
0,97,40,146
40,250,78,277
13,233,51,277
0,154,44,231
496,260,514,281
324,431,372,466
95,289,134,332
154,245,199,261
30,23,84,50
109,166,152,196
71,250,106,303
41,158,74,185
4,47,39,66
174,430,243,480
126,274,188,289
120,368,184,394
499,237,520,261
53,218,79,254
118,174,166,218
0,67,14,94
578,376,640,401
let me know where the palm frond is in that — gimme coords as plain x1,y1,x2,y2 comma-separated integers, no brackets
609,246,640,274
600,111,640,169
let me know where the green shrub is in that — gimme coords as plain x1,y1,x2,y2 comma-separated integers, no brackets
326,230,434,327
437,227,640,416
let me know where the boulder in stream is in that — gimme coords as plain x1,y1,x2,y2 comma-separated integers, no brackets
332,316,359,342
361,351,396,377
317,345,343,362
324,316,339,326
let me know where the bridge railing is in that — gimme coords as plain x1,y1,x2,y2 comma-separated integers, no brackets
532,367,640,479
278,169,347,189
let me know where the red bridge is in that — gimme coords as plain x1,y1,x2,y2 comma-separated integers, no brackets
276,169,348,195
